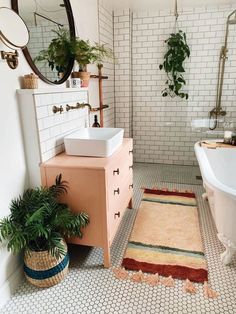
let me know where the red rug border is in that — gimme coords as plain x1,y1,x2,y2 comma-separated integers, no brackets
144,188,196,199
122,258,208,283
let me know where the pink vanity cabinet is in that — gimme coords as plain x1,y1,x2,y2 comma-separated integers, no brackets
40,138,133,267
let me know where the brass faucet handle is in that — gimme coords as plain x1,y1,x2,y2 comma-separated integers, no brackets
52,105,64,114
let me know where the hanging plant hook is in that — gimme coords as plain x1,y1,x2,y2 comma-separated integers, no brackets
174,0,179,21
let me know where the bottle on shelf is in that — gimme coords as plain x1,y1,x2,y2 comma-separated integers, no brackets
92,115,100,127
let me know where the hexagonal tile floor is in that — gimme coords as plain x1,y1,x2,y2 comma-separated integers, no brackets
1,163,236,314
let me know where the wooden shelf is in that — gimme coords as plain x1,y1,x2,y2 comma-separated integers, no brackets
90,74,108,80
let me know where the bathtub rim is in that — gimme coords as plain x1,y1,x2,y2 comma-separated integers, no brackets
194,141,236,200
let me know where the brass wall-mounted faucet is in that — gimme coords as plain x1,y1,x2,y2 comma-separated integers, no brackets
76,103,93,111
66,103,93,112
65,102,109,113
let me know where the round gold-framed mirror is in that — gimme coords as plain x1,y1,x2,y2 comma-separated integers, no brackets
11,0,75,84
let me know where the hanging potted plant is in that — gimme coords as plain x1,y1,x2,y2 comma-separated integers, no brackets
0,174,89,288
159,30,190,99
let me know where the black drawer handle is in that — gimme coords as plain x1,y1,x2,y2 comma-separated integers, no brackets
129,150,133,155
113,168,120,175
114,188,120,195
129,184,133,189
129,165,133,170
114,212,120,218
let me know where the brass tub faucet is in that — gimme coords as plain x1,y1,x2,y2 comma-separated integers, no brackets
66,103,92,112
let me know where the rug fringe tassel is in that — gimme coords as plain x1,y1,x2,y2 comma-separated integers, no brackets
183,279,197,294
161,276,175,287
112,267,129,280
203,281,219,299
130,270,144,283
112,269,219,298
143,273,159,286
162,187,168,191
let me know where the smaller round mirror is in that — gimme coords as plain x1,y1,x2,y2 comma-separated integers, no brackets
0,7,29,48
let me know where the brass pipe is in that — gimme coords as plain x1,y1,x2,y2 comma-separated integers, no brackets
209,9,236,130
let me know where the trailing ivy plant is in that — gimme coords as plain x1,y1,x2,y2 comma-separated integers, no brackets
159,30,190,99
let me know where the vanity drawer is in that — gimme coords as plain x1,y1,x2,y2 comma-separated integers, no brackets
107,159,133,190
108,177,133,243
106,140,133,192
107,165,133,211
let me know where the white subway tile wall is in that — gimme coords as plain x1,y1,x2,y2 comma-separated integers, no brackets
98,0,115,128
114,5,236,165
34,90,89,162
114,10,132,138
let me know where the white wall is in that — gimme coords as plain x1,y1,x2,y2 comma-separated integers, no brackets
71,0,100,114
0,0,102,307
98,0,115,127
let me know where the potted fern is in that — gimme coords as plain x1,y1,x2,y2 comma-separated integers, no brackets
71,38,114,87
0,174,89,288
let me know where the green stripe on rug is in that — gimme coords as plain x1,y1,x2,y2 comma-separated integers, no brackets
142,197,197,207
128,241,205,259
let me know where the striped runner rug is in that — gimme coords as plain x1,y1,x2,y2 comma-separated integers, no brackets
122,188,208,282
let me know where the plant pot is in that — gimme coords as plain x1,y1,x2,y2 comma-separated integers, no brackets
72,71,91,87
23,240,69,288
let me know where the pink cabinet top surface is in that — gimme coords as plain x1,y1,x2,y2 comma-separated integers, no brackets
42,138,133,170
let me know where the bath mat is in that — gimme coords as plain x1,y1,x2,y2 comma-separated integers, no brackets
122,188,208,282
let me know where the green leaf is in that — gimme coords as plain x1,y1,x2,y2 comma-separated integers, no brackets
177,77,186,84
175,83,182,92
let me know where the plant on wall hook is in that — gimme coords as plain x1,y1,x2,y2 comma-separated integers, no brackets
159,0,190,99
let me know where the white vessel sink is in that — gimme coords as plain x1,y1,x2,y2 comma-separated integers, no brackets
64,128,124,157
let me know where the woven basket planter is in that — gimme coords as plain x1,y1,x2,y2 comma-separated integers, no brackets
23,241,69,288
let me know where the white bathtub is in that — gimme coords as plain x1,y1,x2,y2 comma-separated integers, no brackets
195,141,236,265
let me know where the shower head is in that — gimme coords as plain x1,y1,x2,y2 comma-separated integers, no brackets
227,10,236,24
228,19,236,25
